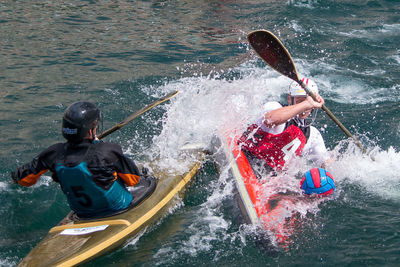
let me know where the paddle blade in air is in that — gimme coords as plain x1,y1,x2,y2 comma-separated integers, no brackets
247,30,299,82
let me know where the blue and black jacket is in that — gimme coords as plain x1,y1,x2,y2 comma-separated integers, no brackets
12,139,141,218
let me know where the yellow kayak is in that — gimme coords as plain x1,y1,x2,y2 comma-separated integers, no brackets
18,153,204,267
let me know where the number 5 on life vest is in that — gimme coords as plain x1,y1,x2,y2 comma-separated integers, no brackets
282,138,301,161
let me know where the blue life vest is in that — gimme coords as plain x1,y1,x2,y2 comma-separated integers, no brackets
55,144,133,218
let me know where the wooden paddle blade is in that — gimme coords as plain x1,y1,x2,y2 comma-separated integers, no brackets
247,30,299,82
248,30,373,160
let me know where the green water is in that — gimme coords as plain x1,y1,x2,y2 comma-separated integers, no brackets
1,1,399,266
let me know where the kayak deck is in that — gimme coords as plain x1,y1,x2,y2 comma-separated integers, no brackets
18,154,203,267
216,133,296,247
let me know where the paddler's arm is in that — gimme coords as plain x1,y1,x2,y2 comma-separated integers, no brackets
11,146,56,186
113,145,141,187
264,94,324,128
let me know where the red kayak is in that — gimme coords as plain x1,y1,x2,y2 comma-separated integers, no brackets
217,133,299,248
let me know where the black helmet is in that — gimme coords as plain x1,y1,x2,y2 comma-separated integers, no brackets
62,101,101,143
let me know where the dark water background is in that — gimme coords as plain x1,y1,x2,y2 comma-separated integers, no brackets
1,1,399,266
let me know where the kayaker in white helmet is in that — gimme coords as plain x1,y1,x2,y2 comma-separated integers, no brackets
238,77,330,172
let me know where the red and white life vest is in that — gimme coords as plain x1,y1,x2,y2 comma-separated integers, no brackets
238,123,307,170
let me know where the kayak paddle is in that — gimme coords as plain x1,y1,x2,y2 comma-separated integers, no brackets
247,29,373,159
98,90,179,139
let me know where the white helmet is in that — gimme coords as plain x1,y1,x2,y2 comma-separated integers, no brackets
289,77,318,97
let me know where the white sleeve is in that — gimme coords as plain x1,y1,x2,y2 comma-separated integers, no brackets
302,126,329,166
255,101,286,134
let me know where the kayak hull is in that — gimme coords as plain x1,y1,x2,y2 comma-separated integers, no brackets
215,134,260,224
18,155,203,267
215,133,296,247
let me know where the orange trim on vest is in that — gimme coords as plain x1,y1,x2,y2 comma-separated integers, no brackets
117,173,140,186
112,172,118,182
18,169,48,187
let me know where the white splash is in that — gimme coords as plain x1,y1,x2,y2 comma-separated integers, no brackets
33,175,53,187
0,257,18,267
6,175,53,195
287,0,319,9
138,59,398,256
123,228,147,248
338,24,400,39
330,142,400,202
147,64,289,172
152,167,241,263
0,182,8,192
389,50,400,64
287,59,397,104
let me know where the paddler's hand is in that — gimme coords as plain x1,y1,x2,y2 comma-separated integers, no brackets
11,171,18,184
141,167,149,176
306,93,324,109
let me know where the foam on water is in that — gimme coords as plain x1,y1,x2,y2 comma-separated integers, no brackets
280,58,397,104
134,63,311,253
123,228,148,249
1,175,53,199
338,23,400,40
32,175,53,188
287,0,319,9
142,64,286,258
152,167,242,264
136,59,399,255
146,63,288,171
0,182,8,193
390,50,400,64
330,141,400,202
0,257,18,267
320,76,384,104
288,20,303,33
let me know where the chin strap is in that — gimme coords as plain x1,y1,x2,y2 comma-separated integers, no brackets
86,128,96,142
293,116,306,127
293,109,318,128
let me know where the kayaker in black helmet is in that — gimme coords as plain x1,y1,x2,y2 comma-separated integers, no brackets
11,101,142,218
